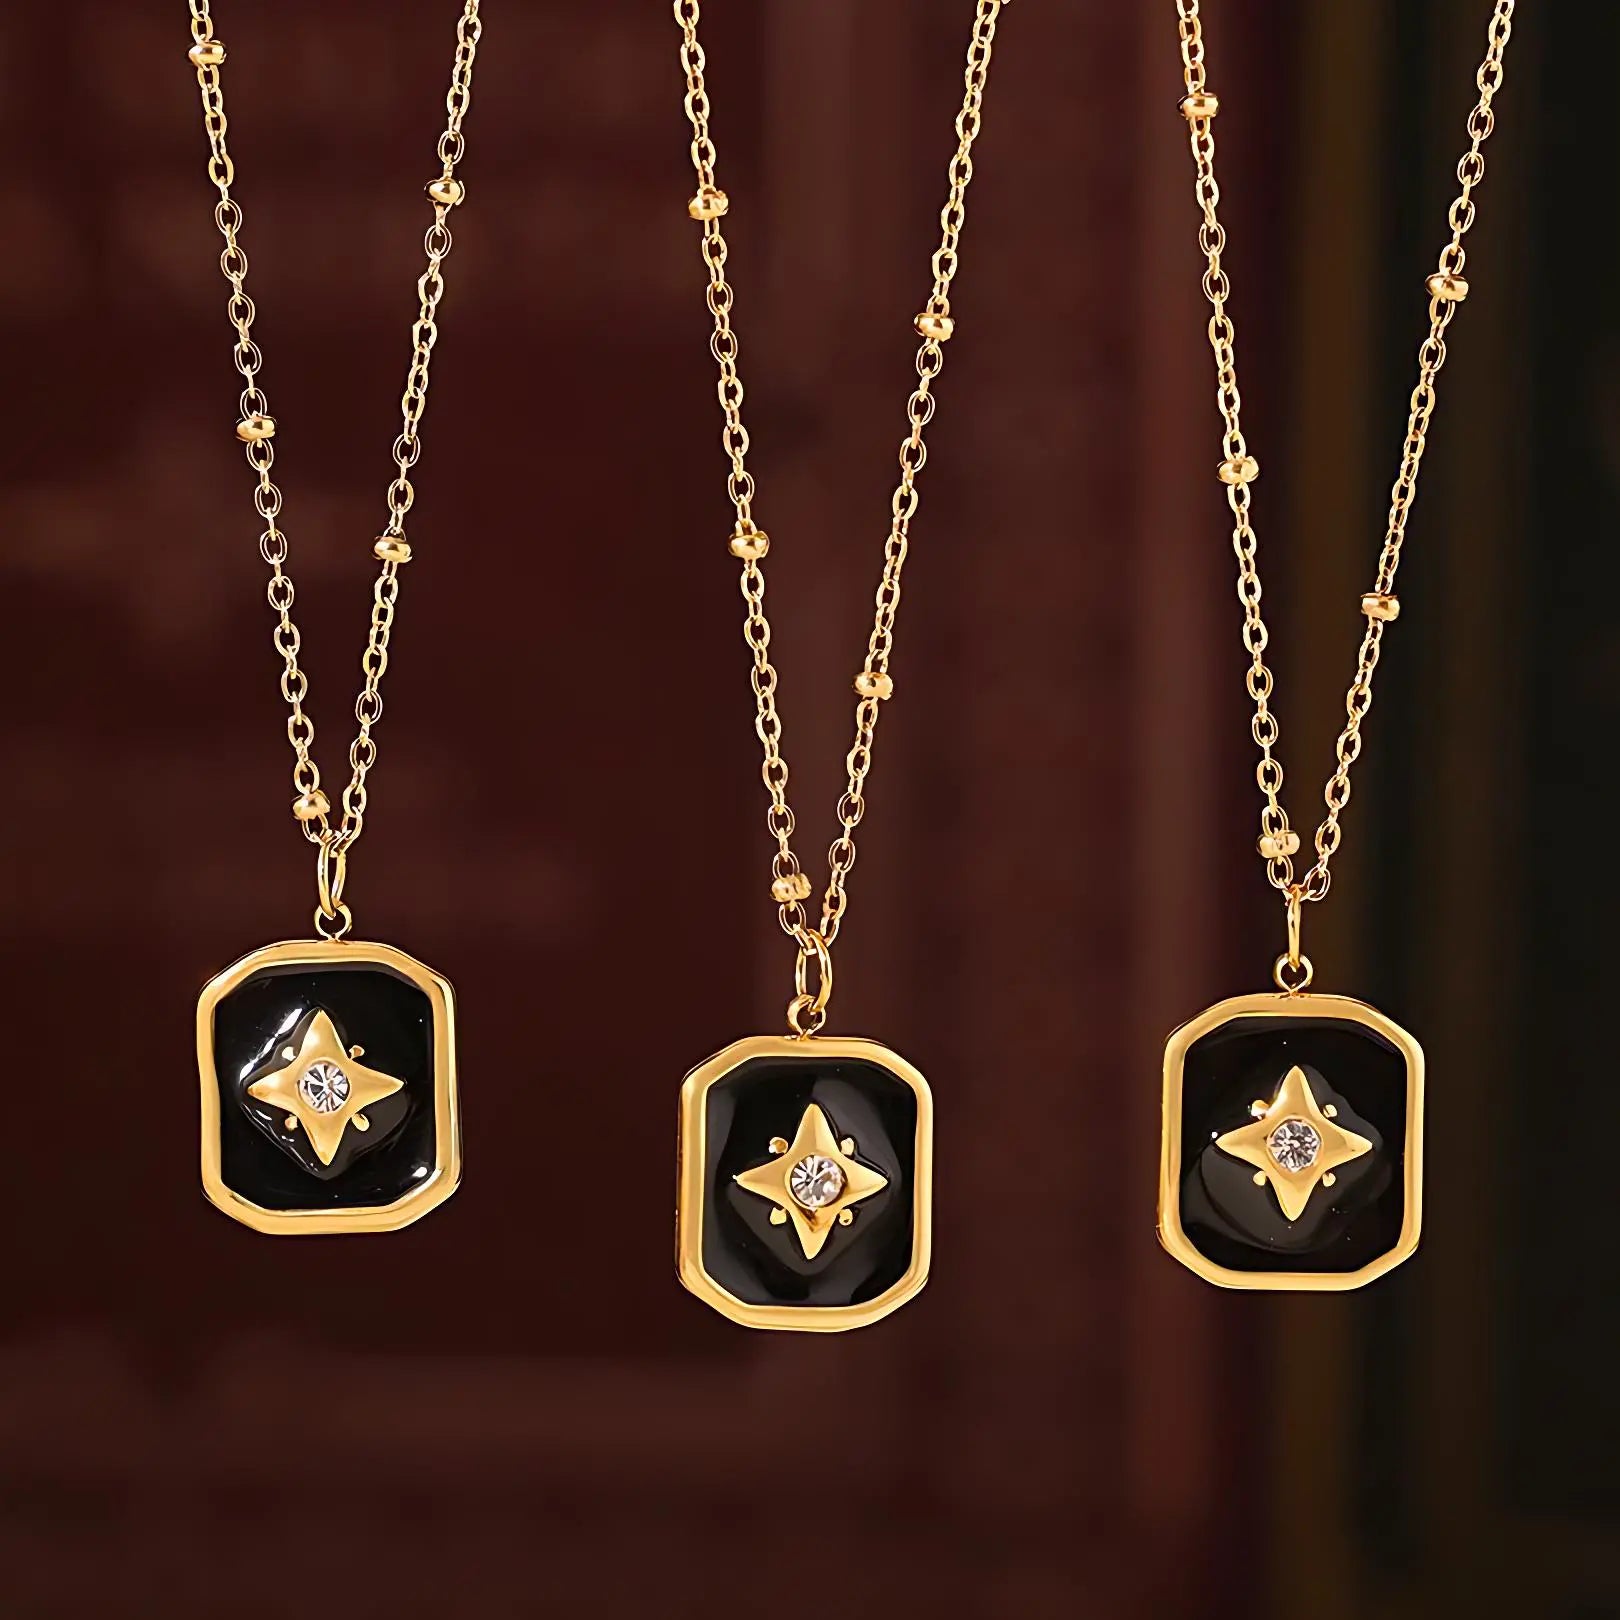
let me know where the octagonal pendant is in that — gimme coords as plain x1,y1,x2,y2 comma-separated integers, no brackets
197,938,461,1235
1159,991,1423,1290
677,1034,933,1331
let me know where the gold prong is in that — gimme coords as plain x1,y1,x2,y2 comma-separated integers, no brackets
1250,1099,1268,1117
1253,1171,1268,1187
283,1114,298,1131
353,1114,370,1133
349,1045,365,1058
1322,1172,1336,1188
837,1210,854,1226
1324,1104,1338,1118
839,1137,855,1155
768,1207,788,1226
282,1047,297,1062
769,1136,789,1154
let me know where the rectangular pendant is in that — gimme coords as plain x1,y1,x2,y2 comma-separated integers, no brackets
676,1034,933,1332
197,938,460,1235
1159,991,1423,1290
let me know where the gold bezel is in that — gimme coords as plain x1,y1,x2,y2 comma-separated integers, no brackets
677,1033,933,1332
1158,990,1423,1291
198,937,460,1235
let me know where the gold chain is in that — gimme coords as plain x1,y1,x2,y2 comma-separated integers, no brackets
187,1,482,938
1175,0,1512,976
675,0,1007,1034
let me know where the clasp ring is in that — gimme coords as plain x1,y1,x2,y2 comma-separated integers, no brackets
787,925,833,1038
315,832,352,939
1273,884,1313,993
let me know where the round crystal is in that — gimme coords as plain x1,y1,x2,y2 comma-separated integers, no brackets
1267,1117,1321,1173
788,1154,846,1210
298,1060,350,1115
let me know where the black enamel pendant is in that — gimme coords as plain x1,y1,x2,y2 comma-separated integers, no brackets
677,1035,933,1331
1159,992,1423,1290
197,939,460,1234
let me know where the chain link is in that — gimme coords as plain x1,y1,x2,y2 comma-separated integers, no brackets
187,1,482,927
675,0,1007,1028
1175,0,1513,912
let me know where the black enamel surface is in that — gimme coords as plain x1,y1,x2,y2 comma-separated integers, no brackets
212,961,437,1211
1177,1014,1411,1274
702,1053,918,1309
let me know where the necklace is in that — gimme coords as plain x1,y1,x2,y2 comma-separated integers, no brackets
672,0,1009,1331
188,2,481,1235
1158,1,1515,1290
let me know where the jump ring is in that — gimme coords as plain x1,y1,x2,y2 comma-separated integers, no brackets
787,926,833,1036
786,993,827,1039
791,925,833,1015
314,901,354,941
316,833,348,918
1273,951,1315,994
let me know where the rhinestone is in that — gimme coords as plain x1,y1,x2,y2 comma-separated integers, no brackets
788,1154,846,1210
298,1060,350,1115
1267,1117,1321,1173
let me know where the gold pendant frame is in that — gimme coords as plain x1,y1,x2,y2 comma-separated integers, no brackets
198,937,460,1236
676,1033,933,1333
1158,991,1424,1292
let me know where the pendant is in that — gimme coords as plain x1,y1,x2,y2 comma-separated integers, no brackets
197,938,460,1235
1158,990,1423,1290
676,1034,933,1331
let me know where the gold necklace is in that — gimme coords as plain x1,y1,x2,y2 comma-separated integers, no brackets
188,2,481,1236
1158,0,1515,1291
672,0,1009,1332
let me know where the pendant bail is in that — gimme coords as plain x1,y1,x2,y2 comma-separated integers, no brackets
314,831,354,940
787,926,833,1038
1273,884,1313,994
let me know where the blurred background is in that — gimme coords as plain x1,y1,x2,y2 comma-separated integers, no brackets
1,2,1612,1616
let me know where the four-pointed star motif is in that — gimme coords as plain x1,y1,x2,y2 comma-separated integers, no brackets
246,1009,405,1167
733,1103,888,1259
1215,1063,1373,1220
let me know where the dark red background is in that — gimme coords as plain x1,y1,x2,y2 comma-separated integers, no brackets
1,4,1611,1616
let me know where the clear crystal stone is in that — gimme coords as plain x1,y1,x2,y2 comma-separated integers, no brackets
298,1060,350,1115
788,1154,846,1210
1267,1117,1321,1172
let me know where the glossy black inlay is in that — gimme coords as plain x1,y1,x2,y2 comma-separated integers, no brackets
1178,1015,1411,1274
703,1054,917,1309
211,961,436,1211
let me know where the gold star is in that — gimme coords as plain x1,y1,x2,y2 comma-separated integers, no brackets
246,1010,404,1167
1215,1063,1373,1220
733,1103,888,1259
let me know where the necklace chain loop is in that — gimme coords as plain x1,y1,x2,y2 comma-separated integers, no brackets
187,0,483,926
1175,0,1513,917
674,0,1007,1030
